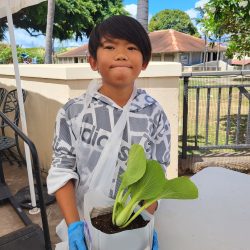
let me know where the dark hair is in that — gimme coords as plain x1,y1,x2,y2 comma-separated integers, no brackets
88,15,152,64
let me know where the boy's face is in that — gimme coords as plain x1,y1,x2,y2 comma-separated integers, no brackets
89,37,147,89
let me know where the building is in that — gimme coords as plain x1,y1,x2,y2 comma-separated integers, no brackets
55,29,227,66
231,58,250,70
149,29,226,65
55,44,88,64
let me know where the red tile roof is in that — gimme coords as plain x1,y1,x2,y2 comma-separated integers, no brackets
231,59,250,65
56,29,227,58
56,44,88,57
149,29,226,53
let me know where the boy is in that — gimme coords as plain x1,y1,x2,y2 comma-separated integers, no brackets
47,15,170,250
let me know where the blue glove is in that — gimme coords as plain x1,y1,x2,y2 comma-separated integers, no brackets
152,230,159,250
68,221,87,250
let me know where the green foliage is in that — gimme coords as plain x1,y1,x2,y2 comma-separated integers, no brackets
149,9,200,36
0,43,45,64
0,0,128,42
0,44,12,64
112,144,198,228
202,0,250,58
22,47,45,63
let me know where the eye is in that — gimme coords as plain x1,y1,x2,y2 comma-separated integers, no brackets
103,45,115,50
128,46,138,51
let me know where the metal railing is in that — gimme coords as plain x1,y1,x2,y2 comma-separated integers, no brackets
181,70,250,158
0,111,51,250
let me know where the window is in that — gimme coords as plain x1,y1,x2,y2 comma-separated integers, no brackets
164,54,174,61
152,53,161,61
180,54,189,65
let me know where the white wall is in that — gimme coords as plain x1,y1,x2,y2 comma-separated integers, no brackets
0,62,181,178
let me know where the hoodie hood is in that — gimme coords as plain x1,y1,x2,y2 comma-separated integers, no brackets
92,88,157,112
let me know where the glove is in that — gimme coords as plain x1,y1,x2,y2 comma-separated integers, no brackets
152,230,159,250
68,221,87,250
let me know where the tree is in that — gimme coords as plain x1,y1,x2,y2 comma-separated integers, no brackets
0,23,7,41
149,9,200,36
202,0,250,59
195,6,224,70
45,0,55,64
0,43,45,64
0,0,128,43
137,0,148,31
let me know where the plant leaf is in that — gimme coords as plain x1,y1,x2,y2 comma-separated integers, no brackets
160,177,198,200
130,159,166,201
112,144,199,228
119,144,147,190
112,144,146,225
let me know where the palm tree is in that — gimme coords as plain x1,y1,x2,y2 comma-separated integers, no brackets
216,38,221,71
203,32,208,71
45,0,55,64
136,0,148,31
195,7,208,71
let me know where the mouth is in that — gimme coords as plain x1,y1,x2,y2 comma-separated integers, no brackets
110,65,132,69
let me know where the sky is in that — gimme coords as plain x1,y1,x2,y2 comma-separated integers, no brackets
123,0,208,18
3,0,208,48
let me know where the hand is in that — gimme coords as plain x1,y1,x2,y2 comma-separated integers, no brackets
152,230,159,250
68,221,87,250
146,201,158,214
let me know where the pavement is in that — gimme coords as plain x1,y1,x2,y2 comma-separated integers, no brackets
0,161,62,249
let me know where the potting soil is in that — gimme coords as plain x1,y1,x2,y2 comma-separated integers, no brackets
91,212,149,234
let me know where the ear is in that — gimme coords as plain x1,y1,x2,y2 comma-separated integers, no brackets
88,56,98,71
142,61,148,70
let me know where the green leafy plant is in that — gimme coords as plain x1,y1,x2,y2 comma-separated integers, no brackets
112,144,198,228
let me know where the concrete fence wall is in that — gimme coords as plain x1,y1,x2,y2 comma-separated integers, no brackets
0,62,181,179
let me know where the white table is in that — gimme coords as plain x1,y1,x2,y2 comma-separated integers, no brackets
155,167,250,250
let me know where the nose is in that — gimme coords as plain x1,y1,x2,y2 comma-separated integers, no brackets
114,51,128,61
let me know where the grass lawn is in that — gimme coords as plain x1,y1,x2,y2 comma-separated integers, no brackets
178,75,250,155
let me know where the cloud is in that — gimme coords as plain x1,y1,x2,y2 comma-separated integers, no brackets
185,0,210,34
195,0,209,9
125,4,137,18
124,4,153,23
55,37,88,48
185,8,199,19
148,13,153,22
185,0,210,19
185,9,204,36
185,0,209,20
4,28,85,48
4,28,45,48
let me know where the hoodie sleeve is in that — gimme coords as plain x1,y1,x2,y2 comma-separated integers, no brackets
151,109,171,173
47,107,79,195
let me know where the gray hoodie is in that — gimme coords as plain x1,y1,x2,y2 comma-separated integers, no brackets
47,87,171,211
